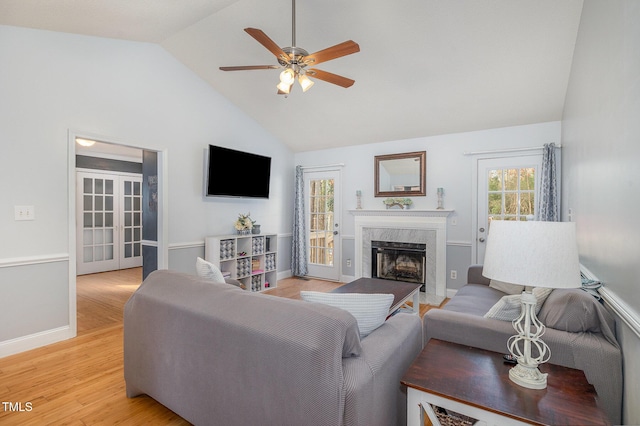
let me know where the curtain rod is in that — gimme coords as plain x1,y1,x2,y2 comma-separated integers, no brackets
464,144,561,156
298,163,345,170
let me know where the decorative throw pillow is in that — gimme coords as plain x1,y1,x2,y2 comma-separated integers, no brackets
484,287,553,321
195,257,226,284
300,291,394,338
489,279,525,294
537,289,601,333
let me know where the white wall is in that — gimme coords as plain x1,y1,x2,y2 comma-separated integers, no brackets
561,1,640,423
294,121,561,285
0,25,294,356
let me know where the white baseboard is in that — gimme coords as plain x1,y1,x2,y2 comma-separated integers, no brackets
277,270,292,281
0,326,75,359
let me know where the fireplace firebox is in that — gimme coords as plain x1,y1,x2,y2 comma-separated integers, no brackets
371,240,426,288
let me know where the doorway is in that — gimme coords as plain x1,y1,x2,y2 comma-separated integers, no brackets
68,131,167,337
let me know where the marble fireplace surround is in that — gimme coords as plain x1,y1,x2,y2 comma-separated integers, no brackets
351,209,453,305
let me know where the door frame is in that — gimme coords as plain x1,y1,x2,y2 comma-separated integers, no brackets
471,148,542,264
303,166,343,281
67,129,168,336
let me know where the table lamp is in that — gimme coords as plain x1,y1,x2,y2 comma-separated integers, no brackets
482,220,581,389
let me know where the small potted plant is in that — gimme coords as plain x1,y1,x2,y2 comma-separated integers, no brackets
383,198,413,209
234,212,254,235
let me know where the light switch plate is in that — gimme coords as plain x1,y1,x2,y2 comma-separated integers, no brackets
15,205,35,221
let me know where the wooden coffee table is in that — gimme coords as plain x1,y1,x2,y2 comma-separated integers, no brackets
331,277,422,314
401,339,610,426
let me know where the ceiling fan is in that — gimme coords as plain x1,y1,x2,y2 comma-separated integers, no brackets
219,0,360,94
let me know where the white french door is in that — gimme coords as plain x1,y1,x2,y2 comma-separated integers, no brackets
76,171,143,275
304,169,341,281
474,154,542,264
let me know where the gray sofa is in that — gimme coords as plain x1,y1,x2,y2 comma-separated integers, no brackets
423,265,622,424
124,270,423,426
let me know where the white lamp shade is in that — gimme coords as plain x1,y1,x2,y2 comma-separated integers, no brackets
482,220,581,289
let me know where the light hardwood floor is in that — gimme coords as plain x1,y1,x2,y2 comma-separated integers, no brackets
0,269,438,425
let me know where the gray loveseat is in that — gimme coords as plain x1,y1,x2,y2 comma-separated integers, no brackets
124,270,423,426
423,265,622,424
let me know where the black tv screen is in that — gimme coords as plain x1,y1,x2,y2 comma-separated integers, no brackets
206,145,271,198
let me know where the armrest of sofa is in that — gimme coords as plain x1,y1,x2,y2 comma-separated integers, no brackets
468,264,490,285
342,313,422,426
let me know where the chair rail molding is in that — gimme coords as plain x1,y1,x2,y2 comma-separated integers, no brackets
0,253,69,268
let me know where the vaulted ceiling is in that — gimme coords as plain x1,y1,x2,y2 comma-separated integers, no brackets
0,0,583,152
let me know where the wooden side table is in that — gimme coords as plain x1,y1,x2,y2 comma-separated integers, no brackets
401,339,610,426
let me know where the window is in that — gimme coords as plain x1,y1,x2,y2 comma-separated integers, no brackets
487,167,535,221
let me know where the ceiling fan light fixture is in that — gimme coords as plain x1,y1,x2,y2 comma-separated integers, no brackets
276,80,292,94
298,74,314,92
279,68,295,85
76,138,96,147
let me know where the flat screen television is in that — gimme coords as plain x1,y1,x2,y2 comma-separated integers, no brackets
206,145,271,198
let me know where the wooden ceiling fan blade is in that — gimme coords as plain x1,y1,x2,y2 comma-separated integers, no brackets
220,65,280,71
306,69,355,88
244,28,290,62
303,40,360,66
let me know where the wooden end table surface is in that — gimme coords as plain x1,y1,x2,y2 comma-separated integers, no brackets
331,277,422,313
401,339,610,426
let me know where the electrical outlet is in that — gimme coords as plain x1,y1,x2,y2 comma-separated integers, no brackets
346,259,352,267
14,206,35,221
450,270,457,280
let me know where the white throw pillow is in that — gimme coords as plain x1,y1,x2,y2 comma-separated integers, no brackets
489,279,525,294
195,257,226,284
300,291,394,338
484,287,553,321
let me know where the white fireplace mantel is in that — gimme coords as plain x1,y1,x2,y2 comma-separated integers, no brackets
350,209,453,305
349,209,454,218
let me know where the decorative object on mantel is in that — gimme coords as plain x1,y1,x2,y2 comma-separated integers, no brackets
356,190,362,210
482,220,581,390
234,212,254,235
437,187,444,209
383,198,412,209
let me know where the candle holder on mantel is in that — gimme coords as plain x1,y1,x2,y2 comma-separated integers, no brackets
356,190,362,209
437,188,444,209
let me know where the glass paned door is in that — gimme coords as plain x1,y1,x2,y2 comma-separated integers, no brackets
305,170,341,281
475,155,542,263
120,178,143,269
77,172,119,274
76,171,143,275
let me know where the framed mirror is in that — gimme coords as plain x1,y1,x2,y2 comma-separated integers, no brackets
374,151,426,197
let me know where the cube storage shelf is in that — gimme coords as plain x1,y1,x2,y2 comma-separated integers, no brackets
205,233,277,292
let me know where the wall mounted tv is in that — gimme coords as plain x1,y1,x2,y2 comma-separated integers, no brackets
206,145,271,198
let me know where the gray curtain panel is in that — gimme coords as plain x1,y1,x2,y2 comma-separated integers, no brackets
538,143,559,221
292,165,308,276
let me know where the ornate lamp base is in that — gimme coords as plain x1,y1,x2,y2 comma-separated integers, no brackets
507,290,551,390
509,362,548,389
